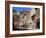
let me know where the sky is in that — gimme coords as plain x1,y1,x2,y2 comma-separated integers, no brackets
13,7,32,12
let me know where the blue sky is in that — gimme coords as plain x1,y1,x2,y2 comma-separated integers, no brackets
13,7,32,12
